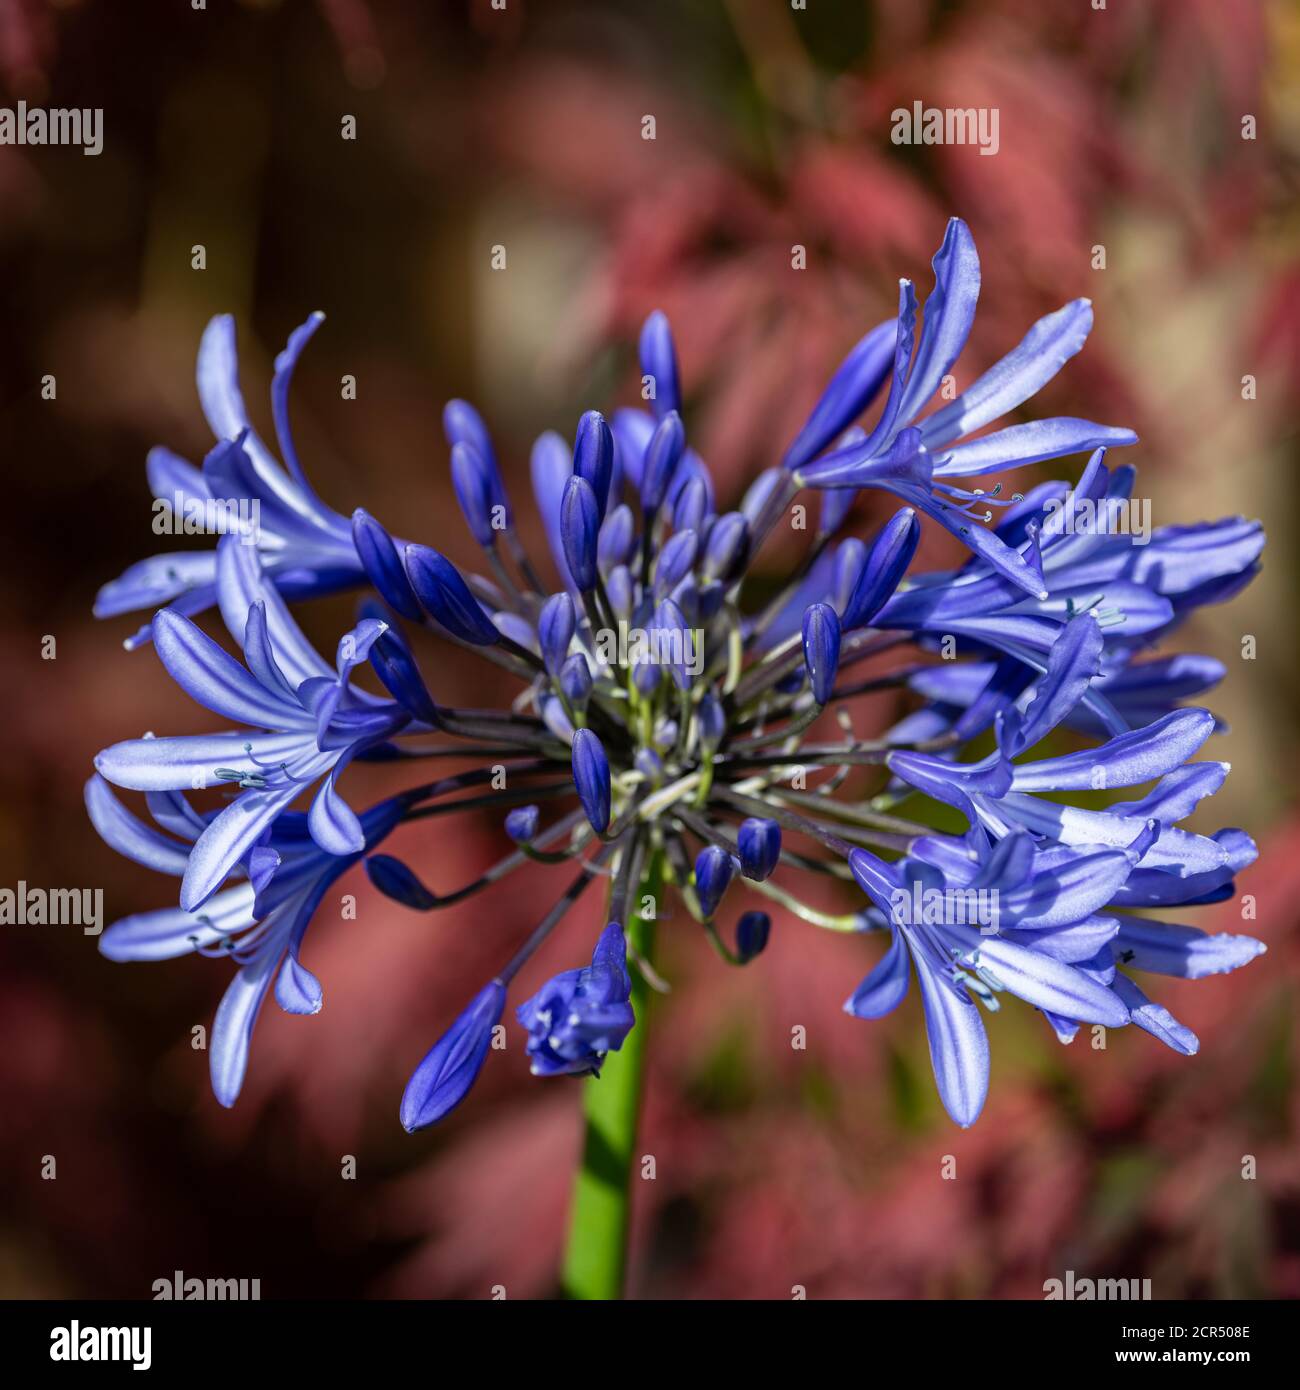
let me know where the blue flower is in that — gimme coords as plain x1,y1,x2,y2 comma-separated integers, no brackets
94,539,410,910
88,222,1265,1132
516,923,635,1077
789,220,1136,596
94,315,364,647
88,773,407,1107
846,835,1133,1126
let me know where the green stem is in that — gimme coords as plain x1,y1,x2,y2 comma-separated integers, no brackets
560,849,662,1300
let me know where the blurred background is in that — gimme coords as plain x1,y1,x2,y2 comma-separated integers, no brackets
2,0,1298,1299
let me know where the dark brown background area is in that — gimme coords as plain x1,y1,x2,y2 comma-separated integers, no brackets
1,0,1298,1299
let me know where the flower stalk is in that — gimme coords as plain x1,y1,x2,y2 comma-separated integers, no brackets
561,848,662,1300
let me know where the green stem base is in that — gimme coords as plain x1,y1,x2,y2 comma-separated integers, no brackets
560,852,661,1299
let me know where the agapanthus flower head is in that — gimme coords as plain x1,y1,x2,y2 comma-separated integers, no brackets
90,217,1265,1133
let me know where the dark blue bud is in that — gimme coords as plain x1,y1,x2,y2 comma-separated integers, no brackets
694,844,735,919
571,727,612,833
667,452,715,518
574,410,614,518
674,475,708,533
404,544,500,645
737,817,781,881
505,805,540,844
561,475,600,592
654,596,696,691
735,911,772,963
598,503,636,570
638,310,681,418
654,528,698,597
605,564,633,619
450,441,496,546
352,509,423,620
640,411,686,514
701,511,750,584
538,592,576,676
400,980,506,1131
783,318,895,472
832,538,867,617
802,602,841,705
444,399,510,520
560,652,593,708
841,508,920,630
370,629,441,726
697,692,725,749
366,853,436,909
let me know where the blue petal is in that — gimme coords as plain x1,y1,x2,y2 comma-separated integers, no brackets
910,944,989,1128
307,761,365,855
85,774,191,876
1009,614,1103,753
996,848,1134,929
952,928,1130,1025
270,312,325,491
153,608,307,729
275,951,324,1015
898,217,981,423
99,883,256,962
995,793,1229,876
93,553,217,619
1107,762,1229,823
937,418,1138,477
144,788,209,841
242,601,299,701
784,319,897,471
1011,708,1216,792
95,731,314,792
919,298,1095,447
215,537,333,687
1002,915,1119,964
146,445,213,501
182,776,324,910
844,929,911,1018
1109,973,1198,1055
1113,916,1266,979
209,942,281,1107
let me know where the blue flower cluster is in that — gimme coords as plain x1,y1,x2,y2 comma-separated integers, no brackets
89,218,1265,1128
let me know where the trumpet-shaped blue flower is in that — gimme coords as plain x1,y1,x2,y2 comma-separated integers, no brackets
88,219,1265,1132
88,773,408,1106
94,538,410,910
516,923,635,1077
94,315,365,647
